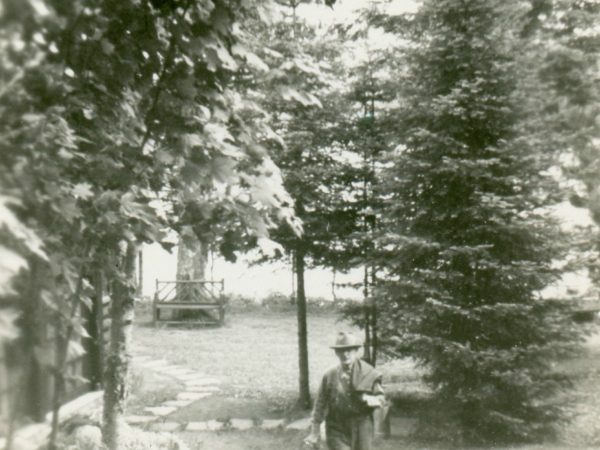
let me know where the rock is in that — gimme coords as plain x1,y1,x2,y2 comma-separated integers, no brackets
260,419,285,429
144,406,177,416
286,417,312,430
184,385,221,393
73,425,102,450
162,400,193,408
119,421,190,450
230,419,254,430
125,415,158,424
177,392,211,401
206,420,224,431
185,422,209,431
185,377,221,386
149,422,181,432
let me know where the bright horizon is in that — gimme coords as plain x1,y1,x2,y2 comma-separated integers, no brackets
141,200,596,302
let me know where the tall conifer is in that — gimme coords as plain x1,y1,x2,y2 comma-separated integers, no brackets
375,0,582,443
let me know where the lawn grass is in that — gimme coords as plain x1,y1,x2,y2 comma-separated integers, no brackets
132,302,421,401
169,395,286,423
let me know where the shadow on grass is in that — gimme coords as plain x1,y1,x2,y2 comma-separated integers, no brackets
168,394,307,424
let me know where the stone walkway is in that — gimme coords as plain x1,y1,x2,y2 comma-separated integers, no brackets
126,355,301,433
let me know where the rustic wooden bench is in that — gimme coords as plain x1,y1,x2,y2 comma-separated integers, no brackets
153,279,225,326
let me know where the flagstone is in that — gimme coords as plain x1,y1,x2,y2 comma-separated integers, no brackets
140,359,169,369
184,385,220,393
177,392,212,401
144,406,177,416
185,377,221,386
206,420,224,431
230,419,254,430
161,366,191,376
185,422,209,431
286,417,311,430
124,415,157,424
260,419,285,429
177,372,205,381
162,399,193,408
149,422,181,432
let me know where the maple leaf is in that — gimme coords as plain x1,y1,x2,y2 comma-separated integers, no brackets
0,246,27,296
71,182,94,199
0,196,47,260
0,307,21,343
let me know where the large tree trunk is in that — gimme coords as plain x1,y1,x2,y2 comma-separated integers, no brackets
176,234,209,281
295,246,311,409
102,241,137,450
175,234,209,319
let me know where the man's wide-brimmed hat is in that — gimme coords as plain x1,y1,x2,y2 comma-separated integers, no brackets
330,332,362,349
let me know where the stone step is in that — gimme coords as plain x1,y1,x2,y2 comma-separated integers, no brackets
185,421,209,431
260,419,285,430
162,399,194,408
144,406,177,416
184,385,221,393
125,415,157,424
184,377,221,386
206,420,225,431
178,372,206,382
286,417,312,430
230,419,254,430
162,366,195,376
149,422,182,432
177,392,212,401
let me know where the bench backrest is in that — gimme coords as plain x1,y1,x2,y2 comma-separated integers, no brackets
154,279,224,304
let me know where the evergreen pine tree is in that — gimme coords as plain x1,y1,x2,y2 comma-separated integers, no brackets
375,0,583,443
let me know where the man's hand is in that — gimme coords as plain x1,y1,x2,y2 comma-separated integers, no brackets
303,432,319,448
361,393,385,408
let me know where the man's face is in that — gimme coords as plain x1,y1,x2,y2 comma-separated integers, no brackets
335,347,359,367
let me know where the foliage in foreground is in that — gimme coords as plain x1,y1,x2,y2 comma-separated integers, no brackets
56,420,189,450
0,0,302,446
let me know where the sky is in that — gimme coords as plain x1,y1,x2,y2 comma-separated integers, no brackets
141,243,364,301
297,0,418,25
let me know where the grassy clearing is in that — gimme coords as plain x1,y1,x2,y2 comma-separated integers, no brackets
132,302,421,401
129,301,600,449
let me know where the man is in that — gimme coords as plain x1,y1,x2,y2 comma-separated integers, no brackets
304,332,385,450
